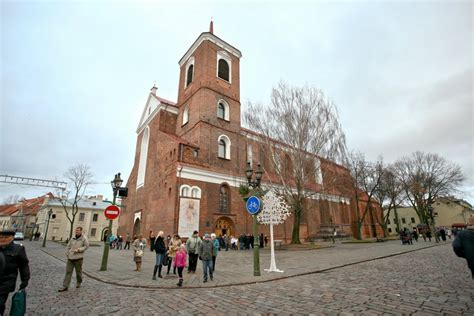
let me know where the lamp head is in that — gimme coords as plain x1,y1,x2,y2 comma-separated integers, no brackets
246,162,253,182
112,173,123,189
255,163,263,185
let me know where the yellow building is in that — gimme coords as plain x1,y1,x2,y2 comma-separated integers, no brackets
384,197,473,235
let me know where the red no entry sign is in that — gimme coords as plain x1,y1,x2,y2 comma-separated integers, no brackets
104,205,120,220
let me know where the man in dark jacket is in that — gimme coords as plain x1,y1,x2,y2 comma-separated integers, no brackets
0,230,30,315
198,233,214,282
453,217,474,279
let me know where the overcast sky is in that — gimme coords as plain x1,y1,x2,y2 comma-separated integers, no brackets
1,0,473,204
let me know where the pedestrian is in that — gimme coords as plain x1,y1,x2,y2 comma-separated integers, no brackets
167,234,181,275
239,234,245,250
447,229,452,239
152,231,166,280
452,217,474,278
133,234,147,272
149,230,156,252
198,233,215,283
174,244,187,287
211,233,220,272
426,231,432,242
116,235,123,250
0,230,30,315
440,228,446,241
259,233,264,248
124,233,131,250
185,230,201,274
412,229,418,242
250,234,254,249
223,235,229,251
58,227,89,292
231,236,237,250
264,235,268,247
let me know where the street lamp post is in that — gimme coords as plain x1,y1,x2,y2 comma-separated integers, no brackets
100,173,124,271
246,162,264,277
42,209,53,248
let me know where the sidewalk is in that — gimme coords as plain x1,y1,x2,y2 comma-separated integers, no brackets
36,239,446,289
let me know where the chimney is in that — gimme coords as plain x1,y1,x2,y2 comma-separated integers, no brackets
151,85,157,96
209,20,214,34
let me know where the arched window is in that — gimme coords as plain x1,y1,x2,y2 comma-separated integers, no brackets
217,100,230,121
217,135,231,159
186,64,194,87
180,185,190,197
182,106,189,125
219,184,230,213
136,126,149,188
184,57,194,88
218,59,229,81
191,187,201,198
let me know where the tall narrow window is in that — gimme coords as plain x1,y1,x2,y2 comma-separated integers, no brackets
217,100,230,121
217,103,225,119
314,158,323,184
186,64,194,86
218,59,229,81
182,106,189,125
218,139,226,158
137,126,149,188
247,144,253,167
217,135,231,159
219,184,230,213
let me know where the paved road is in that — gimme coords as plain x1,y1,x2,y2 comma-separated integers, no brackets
5,242,473,315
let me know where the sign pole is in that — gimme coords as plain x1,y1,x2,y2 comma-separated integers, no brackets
253,214,260,276
100,194,118,271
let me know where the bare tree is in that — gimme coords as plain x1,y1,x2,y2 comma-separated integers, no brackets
394,152,464,241
245,81,347,244
345,152,384,240
57,164,93,241
1,195,23,205
372,165,405,236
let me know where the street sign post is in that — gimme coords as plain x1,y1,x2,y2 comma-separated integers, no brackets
104,205,120,220
246,196,261,215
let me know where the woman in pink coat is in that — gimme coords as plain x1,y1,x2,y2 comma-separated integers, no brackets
174,244,187,287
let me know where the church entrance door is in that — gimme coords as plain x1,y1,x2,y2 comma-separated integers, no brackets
214,217,234,237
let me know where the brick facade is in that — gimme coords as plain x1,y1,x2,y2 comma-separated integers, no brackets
118,28,382,242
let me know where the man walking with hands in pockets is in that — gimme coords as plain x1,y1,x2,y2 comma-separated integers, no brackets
58,227,89,292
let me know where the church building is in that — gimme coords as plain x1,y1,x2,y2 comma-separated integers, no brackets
118,23,383,241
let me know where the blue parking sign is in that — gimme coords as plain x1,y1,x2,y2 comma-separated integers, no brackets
246,196,261,215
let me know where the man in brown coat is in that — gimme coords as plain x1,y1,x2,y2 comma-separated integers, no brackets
58,227,89,292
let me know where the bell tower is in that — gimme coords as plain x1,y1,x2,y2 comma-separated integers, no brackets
176,22,242,136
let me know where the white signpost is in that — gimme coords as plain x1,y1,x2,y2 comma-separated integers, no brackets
257,190,291,273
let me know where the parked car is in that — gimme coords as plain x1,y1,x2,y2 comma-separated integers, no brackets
14,232,24,240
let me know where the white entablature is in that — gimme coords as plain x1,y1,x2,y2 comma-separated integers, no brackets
136,91,178,134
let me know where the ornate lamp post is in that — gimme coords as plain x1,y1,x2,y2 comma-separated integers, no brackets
42,209,53,248
100,173,123,271
245,162,263,276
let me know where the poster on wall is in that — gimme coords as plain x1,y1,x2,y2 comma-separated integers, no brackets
178,198,200,238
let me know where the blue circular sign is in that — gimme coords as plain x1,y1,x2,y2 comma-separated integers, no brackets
246,196,261,215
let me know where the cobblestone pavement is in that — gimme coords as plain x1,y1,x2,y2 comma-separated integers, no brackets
38,239,445,288
4,241,473,315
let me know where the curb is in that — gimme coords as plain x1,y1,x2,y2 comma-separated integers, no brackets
41,243,446,290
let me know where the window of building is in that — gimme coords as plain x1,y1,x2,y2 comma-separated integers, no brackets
217,135,231,159
184,57,194,88
182,106,189,125
137,126,149,188
387,218,391,225
401,218,406,224
247,144,253,167
92,214,98,222
191,187,201,198
314,158,323,184
219,184,230,213
217,100,230,121
395,227,399,232
186,64,194,86
91,228,96,237
388,228,392,233
411,217,416,223
79,213,85,222
218,59,229,81
181,186,190,197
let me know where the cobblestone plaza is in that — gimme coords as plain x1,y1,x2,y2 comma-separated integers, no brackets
4,240,473,315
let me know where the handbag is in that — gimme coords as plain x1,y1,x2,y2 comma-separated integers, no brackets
135,249,144,257
163,252,169,266
10,289,26,316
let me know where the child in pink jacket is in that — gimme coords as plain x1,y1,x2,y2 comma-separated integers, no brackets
174,244,187,287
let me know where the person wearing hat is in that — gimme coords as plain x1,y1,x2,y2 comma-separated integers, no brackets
0,229,30,315
198,233,215,283
453,216,474,279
